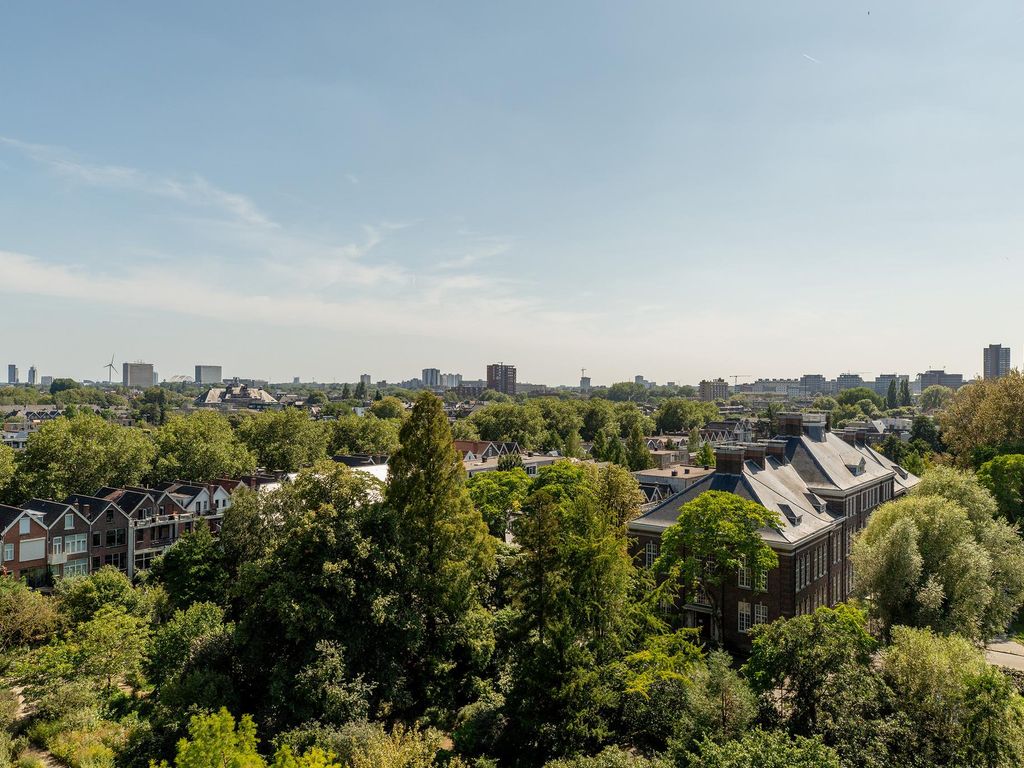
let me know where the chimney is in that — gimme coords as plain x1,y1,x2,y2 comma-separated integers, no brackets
715,445,746,475
778,413,803,437
764,438,788,463
837,429,857,445
802,412,828,442
742,443,767,469
671,469,678,477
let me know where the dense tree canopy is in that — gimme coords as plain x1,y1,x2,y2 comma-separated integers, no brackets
152,411,257,482
237,409,329,472
939,371,1024,466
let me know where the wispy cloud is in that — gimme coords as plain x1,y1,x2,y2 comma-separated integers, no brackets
0,136,276,228
802,53,821,64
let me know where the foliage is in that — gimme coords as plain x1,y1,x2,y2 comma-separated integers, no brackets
467,468,531,538
624,424,652,471
237,409,328,472
369,397,407,421
0,445,14,496
544,746,669,767
0,577,58,651
978,454,1024,525
328,414,401,456
151,412,256,483
498,452,524,472
939,371,1024,466
78,604,151,694
654,492,780,645
918,385,954,413
156,708,265,768
54,566,161,626
852,471,1024,640
12,412,156,500
150,523,229,610
653,399,717,435
469,403,546,450
384,392,496,713
835,387,883,410
683,729,840,768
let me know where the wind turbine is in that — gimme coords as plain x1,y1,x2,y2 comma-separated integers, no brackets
105,355,117,384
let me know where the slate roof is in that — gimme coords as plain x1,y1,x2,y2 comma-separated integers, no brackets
783,432,893,494
0,504,29,534
65,494,126,522
21,498,79,528
628,457,836,549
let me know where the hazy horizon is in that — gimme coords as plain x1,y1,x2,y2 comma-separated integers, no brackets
2,2,1022,384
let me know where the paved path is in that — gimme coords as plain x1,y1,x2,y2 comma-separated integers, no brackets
986,637,1024,671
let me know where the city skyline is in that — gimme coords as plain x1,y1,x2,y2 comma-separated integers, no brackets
3,3,1024,382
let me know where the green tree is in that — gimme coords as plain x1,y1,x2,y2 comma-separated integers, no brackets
13,412,156,499
158,708,265,768
654,492,780,645
885,379,898,410
467,468,532,537
910,414,943,452
580,399,618,442
852,476,1024,640
671,650,757,750
919,385,954,412
498,452,524,472
501,465,638,761
237,409,328,472
54,565,161,626
978,454,1024,525
899,378,912,407
328,414,401,456
684,729,840,768
49,377,81,395
835,387,883,410
152,411,257,482
0,577,57,650
0,444,14,497
654,399,717,434
881,626,1024,768
151,523,229,610
469,402,546,449
354,380,367,399
341,383,351,399
384,392,496,712
79,604,151,694
625,423,653,471
369,396,406,420
695,442,715,467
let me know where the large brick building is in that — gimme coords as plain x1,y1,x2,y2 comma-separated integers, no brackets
627,412,919,649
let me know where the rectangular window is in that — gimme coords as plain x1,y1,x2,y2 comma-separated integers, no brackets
737,557,752,589
19,538,44,562
66,533,87,555
643,541,660,568
754,603,768,625
92,531,101,547
18,517,30,535
755,569,768,592
106,529,116,547
52,537,63,555
63,559,88,578
2,543,12,562
64,513,75,530
106,509,114,523
92,556,101,570
738,601,752,633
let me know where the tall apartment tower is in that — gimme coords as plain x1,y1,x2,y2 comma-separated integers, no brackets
422,368,441,388
7,365,18,384
699,378,729,402
122,361,155,388
983,344,1011,380
195,365,223,385
27,366,37,385
486,362,517,396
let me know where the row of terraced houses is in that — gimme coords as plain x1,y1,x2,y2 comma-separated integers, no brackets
0,475,283,587
627,412,920,648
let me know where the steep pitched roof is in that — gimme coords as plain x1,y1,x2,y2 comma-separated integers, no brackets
65,494,128,522
21,498,83,528
783,432,893,494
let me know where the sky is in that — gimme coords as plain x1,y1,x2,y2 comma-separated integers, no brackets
2,2,1023,386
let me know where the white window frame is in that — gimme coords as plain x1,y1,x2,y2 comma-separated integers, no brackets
52,536,63,555
755,568,767,592
2,543,12,562
737,557,752,589
64,513,75,530
643,540,660,568
66,533,88,555
63,558,89,578
738,601,752,633
18,517,30,535
754,603,768,625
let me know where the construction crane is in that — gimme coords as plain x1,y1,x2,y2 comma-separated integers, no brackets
730,374,753,386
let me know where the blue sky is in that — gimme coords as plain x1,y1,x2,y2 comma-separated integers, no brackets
2,2,1023,385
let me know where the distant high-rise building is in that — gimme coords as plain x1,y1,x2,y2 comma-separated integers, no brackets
27,366,37,385
699,378,729,402
122,361,155,388
422,368,441,388
7,364,18,384
486,363,517,395
580,375,592,392
195,365,223,385
918,369,964,391
983,344,1011,380
440,372,463,388
835,373,865,391
359,373,372,387
293,376,301,384
40,376,53,388
800,374,829,397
